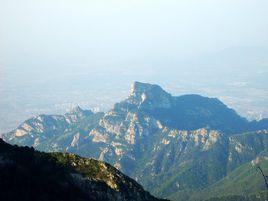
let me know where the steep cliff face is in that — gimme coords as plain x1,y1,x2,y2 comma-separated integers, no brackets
0,139,166,201
127,81,173,110
2,82,268,200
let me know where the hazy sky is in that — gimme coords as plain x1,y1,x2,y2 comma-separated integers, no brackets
0,0,268,133
1,0,268,75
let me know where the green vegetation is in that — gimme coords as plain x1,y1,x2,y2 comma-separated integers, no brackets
0,139,166,201
205,190,268,201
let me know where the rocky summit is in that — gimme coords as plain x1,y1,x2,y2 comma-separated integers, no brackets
2,82,268,200
127,81,173,110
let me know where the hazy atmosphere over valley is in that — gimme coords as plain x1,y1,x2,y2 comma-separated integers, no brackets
1,0,268,134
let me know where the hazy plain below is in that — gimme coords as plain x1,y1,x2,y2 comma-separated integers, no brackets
1,46,268,134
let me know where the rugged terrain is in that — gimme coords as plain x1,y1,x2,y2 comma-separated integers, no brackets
3,82,268,200
0,139,165,201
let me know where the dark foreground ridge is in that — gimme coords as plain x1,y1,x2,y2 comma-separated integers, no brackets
0,139,167,201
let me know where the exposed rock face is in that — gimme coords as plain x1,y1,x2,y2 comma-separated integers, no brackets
70,132,80,147
0,139,166,201
227,130,268,172
2,82,268,200
128,82,172,110
65,106,93,123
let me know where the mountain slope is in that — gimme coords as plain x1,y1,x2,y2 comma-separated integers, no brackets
168,145,268,201
2,82,268,200
200,156,268,200
112,82,255,133
0,139,166,201
205,190,268,201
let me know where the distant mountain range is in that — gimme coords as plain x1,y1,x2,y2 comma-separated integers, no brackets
2,82,268,200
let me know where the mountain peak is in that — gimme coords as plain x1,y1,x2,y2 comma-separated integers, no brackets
71,105,83,113
128,82,172,109
66,106,93,119
129,82,164,96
